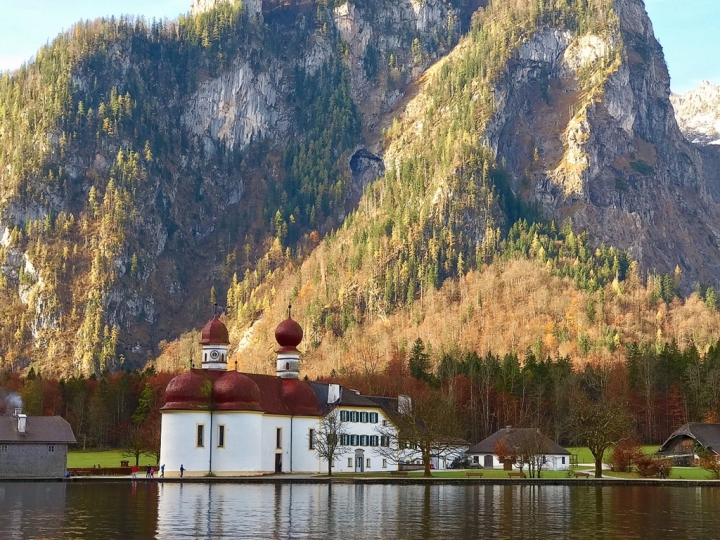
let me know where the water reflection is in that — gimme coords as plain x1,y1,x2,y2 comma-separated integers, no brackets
2,481,720,539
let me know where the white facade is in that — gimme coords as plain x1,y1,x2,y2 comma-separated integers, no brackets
467,452,570,471
159,315,400,476
336,407,397,473
160,401,399,475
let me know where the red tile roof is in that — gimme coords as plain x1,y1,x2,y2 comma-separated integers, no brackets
162,370,323,416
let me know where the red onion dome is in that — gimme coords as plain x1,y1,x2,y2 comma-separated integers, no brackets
162,370,211,410
200,316,230,345
275,316,303,349
281,379,321,416
213,371,263,411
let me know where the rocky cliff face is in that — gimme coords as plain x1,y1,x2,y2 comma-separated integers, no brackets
671,81,720,146
487,0,720,290
0,0,478,374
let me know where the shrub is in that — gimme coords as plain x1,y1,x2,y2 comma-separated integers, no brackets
635,456,672,478
656,459,673,478
698,454,720,479
635,455,659,477
609,441,642,472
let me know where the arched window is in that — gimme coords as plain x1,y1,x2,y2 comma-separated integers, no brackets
286,362,290,370
221,353,225,362
204,353,207,362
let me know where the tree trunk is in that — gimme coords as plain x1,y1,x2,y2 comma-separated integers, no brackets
594,456,603,478
423,449,432,477
328,460,332,477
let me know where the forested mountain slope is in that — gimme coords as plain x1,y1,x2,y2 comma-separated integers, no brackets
0,0,480,374
2,0,720,377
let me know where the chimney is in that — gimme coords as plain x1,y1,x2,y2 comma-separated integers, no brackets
327,384,340,404
398,395,412,415
13,407,22,417
17,413,27,434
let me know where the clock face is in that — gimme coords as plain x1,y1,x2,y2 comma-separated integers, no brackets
210,350,220,360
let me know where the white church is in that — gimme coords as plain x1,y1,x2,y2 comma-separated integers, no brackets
159,313,400,475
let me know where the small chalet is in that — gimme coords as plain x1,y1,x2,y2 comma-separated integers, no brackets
658,423,720,461
0,410,76,478
466,427,570,470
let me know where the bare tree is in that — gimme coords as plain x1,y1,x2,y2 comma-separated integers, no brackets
122,425,145,467
375,389,461,477
313,408,350,476
493,428,551,478
515,428,550,478
571,394,634,478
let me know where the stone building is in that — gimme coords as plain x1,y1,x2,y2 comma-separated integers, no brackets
0,412,76,478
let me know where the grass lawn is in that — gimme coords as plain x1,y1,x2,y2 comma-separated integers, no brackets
566,446,660,465
67,450,155,468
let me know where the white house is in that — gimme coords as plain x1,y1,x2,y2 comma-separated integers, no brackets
159,313,399,476
465,427,570,471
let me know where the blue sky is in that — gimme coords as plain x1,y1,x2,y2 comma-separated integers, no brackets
645,0,720,93
0,1,718,93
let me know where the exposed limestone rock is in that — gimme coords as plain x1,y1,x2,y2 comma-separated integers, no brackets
671,81,720,146
182,59,288,151
487,0,720,290
190,0,261,18
349,149,385,200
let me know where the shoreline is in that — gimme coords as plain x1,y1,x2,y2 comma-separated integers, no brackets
2,476,720,487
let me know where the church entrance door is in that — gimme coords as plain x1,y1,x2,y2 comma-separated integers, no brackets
275,453,282,473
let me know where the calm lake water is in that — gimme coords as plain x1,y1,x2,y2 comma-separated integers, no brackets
1,481,719,539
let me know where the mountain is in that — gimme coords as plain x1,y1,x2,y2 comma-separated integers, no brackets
671,81,720,146
3,0,720,377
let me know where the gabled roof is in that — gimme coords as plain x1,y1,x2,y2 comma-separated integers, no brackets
0,416,76,444
307,382,388,413
467,427,570,455
659,423,720,454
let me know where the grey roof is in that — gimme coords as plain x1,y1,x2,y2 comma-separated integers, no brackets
659,423,720,454
467,427,570,455
308,382,386,410
0,416,76,444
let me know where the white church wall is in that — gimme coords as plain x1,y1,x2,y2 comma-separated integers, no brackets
290,416,323,473
160,411,211,475
212,411,264,473
261,415,293,472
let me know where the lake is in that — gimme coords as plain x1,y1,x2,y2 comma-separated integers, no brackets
1,481,719,539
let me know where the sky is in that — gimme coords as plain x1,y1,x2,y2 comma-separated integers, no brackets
0,0,718,94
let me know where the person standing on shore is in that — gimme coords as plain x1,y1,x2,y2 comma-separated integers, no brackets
160,464,165,478
180,464,185,478
131,465,138,479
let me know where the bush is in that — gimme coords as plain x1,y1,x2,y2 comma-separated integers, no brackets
635,455,659,477
656,459,673,478
698,454,720,479
609,441,642,472
635,456,672,478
